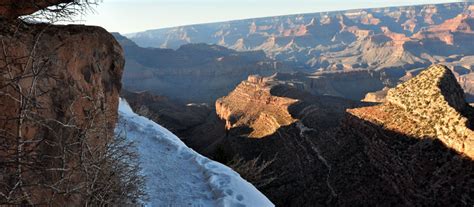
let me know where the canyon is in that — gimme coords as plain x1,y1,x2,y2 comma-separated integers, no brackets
129,2,474,72
126,65,474,206
119,5,474,205
125,2,474,103
1,1,473,206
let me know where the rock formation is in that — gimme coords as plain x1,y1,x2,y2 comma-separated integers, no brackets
118,31,394,103
216,75,298,138
129,3,473,70
0,3,124,205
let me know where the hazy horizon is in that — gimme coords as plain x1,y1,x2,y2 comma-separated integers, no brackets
79,0,463,34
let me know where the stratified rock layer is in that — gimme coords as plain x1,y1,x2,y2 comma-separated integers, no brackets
216,75,298,138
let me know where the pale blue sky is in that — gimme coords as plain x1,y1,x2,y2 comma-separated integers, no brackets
80,0,462,34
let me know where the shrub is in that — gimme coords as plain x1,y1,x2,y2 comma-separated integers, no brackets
227,155,277,188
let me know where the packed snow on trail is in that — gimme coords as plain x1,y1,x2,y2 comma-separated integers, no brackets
116,99,274,207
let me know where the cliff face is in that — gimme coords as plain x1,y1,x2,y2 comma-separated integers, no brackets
0,15,123,205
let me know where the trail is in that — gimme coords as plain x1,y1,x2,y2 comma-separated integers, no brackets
116,99,274,207
296,121,337,197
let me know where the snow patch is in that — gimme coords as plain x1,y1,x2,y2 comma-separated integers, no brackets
116,99,274,207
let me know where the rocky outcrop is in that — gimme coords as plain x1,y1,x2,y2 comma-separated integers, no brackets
359,65,474,155
370,65,473,157
0,12,123,206
130,65,473,205
216,75,298,138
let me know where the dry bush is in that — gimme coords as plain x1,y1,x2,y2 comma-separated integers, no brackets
227,155,277,188
21,0,103,23
85,134,147,206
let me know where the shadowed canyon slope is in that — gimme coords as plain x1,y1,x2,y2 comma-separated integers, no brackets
126,65,474,206
113,33,291,103
0,3,124,205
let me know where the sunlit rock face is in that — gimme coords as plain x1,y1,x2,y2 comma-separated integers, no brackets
216,75,298,138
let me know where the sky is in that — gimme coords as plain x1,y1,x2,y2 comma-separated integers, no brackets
78,0,462,34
